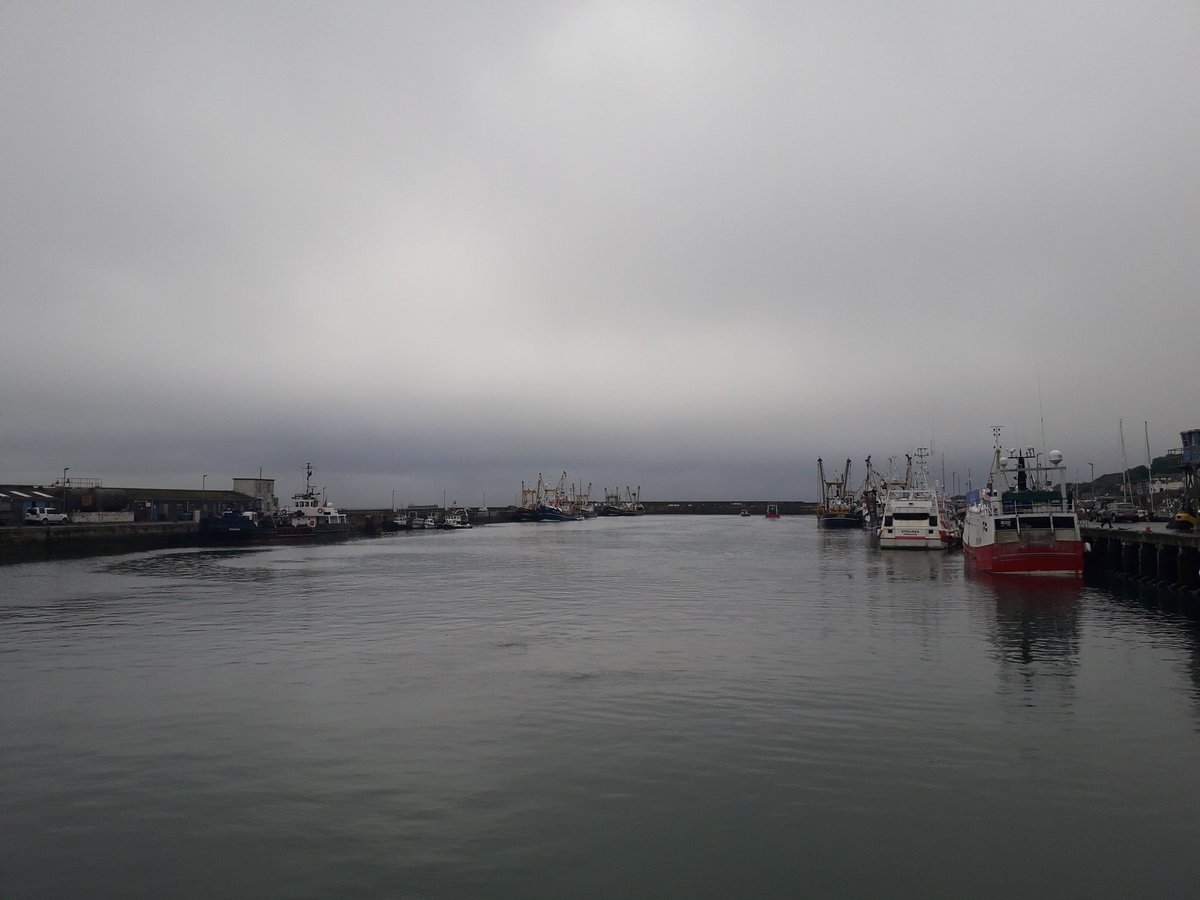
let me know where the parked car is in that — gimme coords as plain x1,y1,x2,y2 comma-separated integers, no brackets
1110,502,1140,523
24,507,70,524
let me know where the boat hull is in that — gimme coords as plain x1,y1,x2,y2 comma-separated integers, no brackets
273,524,353,540
879,532,953,550
199,521,273,544
963,539,1084,576
818,513,864,529
535,505,581,522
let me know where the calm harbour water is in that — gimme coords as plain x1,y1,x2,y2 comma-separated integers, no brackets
3,515,1200,899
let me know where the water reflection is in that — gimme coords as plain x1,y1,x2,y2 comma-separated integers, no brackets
975,575,1082,705
875,548,956,583
1085,571,1200,719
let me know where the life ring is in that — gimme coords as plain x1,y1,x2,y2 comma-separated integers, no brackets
308,518,316,528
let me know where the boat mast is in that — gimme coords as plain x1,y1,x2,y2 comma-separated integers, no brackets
1144,420,1153,513
1119,419,1130,502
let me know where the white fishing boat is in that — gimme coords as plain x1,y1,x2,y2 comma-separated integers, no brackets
877,449,960,550
272,463,352,539
409,511,438,529
439,509,473,529
961,428,1083,576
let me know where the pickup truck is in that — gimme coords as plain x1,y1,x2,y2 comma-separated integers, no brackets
25,507,70,524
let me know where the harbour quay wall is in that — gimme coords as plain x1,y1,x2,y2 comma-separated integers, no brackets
0,522,201,565
3,502,824,562
1083,525,1200,592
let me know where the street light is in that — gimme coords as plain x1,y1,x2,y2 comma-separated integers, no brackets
202,474,207,492
63,467,69,515
1088,462,1094,499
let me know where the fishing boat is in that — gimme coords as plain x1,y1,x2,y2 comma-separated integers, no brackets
200,509,272,543
516,473,584,522
597,485,644,516
536,473,582,521
408,509,438,529
272,464,352,539
739,507,751,517
961,428,1083,576
765,504,781,518
877,448,961,550
816,458,865,528
439,509,473,529
535,502,581,522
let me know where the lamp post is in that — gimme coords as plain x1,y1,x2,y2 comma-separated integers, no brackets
63,467,69,515
1088,462,1094,499
202,474,207,492
392,489,396,512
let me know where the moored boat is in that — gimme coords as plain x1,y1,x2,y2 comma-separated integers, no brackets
200,509,272,543
597,485,644,516
816,458,865,528
272,463,352,540
961,429,1083,576
535,503,580,521
517,473,586,522
878,448,960,550
409,510,438,529
439,509,473,529
765,503,781,518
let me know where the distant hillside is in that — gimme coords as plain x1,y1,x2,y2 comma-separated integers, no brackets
1088,453,1185,493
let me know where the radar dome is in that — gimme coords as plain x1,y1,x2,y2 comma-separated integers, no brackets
1048,450,1064,465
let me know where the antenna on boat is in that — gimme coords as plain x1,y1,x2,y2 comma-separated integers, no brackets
988,426,1003,492
1037,364,1048,455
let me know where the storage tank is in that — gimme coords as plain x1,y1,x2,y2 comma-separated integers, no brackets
77,488,130,512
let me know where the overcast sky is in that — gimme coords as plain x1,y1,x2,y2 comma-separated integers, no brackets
3,1,1197,505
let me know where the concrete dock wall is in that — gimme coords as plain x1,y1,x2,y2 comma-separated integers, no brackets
0,522,201,564
2,503,823,564
1083,525,1200,591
